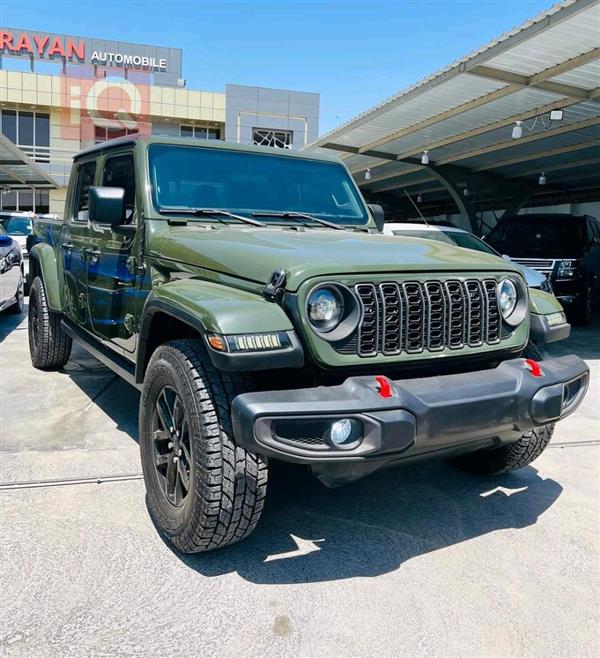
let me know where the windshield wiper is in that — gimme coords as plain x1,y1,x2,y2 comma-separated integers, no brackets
251,211,345,230
159,207,265,227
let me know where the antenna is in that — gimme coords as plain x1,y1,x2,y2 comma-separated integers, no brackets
403,189,429,225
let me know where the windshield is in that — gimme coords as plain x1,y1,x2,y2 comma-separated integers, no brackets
1,217,33,236
487,216,585,257
391,228,497,255
148,144,369,225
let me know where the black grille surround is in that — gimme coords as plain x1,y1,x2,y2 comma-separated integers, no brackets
337,278,503,358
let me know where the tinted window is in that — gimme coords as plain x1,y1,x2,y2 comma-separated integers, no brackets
1,217,33,235
73,161,97,221
1,110,17,143
487,216,585,257
102,153,136,223
18,112,34,146
148,144,369,225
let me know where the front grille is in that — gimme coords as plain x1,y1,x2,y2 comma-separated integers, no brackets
346,278,501,357
512,258,555,273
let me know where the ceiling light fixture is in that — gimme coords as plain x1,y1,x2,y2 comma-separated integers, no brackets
421,150,430,165
538,173,547,186
463,187,470,197
365,169,372,181
417,193,423,203
549,109,564,121
512,121,523,139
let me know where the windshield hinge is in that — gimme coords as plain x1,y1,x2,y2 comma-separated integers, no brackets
263,268,287,303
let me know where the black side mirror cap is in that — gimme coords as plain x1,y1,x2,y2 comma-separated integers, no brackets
89,186,126,225
368,204,385,232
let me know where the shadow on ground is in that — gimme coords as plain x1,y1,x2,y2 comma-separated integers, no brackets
0,302,27,343
545,310,600,360
162,460,562,584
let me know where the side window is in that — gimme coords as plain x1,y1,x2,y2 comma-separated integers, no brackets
585,219,596,243
102,153,136,224
591,219,600,243
73,160,97,222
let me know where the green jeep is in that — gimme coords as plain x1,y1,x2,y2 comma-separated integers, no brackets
28,135,589,553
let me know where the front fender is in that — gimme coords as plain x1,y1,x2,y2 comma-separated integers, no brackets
529,287,564,315
28,243,62,311
137,279,302,381
529,288,570,343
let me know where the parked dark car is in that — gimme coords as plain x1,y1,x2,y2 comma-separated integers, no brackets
486,213,600,324
0,224,24,314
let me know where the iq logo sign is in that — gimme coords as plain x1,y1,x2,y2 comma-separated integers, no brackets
60,76,151,142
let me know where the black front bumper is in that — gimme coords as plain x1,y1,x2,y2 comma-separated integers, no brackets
232,355,588,475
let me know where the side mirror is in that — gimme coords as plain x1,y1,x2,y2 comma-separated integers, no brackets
89,186,126,225
0,235,12,246
368,203,385,232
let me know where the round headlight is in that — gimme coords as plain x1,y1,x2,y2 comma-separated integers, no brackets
497,278,518,320
307,287,343,332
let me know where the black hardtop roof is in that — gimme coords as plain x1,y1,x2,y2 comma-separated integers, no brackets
73,133,342,164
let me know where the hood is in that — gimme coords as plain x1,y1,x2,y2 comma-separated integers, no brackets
156,226,519,290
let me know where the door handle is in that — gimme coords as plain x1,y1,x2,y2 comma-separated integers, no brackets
83,247,101,264
61,242,74,251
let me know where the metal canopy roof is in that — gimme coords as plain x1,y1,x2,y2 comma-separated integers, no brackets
0,133,59,190
306,0,600,221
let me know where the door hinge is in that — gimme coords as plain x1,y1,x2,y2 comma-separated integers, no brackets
126,256,146,275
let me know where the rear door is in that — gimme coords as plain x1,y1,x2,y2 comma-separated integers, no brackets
85,149,142,353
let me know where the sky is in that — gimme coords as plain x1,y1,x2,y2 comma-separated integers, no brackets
1,0,554,136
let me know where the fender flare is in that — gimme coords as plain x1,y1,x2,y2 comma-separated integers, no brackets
28,243,62,311
136,280,302,382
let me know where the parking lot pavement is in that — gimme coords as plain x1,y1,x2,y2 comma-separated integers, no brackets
1,306,599,658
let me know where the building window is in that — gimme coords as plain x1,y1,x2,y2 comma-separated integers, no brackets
252,128,293,149
180,125,221,140
0,189,49,214
94,126,138,144
0,110,50,162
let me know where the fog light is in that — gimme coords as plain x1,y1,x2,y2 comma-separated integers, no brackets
330,419,352,445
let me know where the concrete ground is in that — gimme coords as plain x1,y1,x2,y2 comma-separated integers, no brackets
1,305,598,658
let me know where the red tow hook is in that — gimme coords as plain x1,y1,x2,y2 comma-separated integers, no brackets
524,358,543,377
375,375,393,398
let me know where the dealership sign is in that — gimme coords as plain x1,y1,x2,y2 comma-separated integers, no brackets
0,29,172,71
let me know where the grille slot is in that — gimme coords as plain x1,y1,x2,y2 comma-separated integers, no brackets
445,280,465,349
349,278,503,358
380,283,402,355
355,283,379,356
402,282,425,353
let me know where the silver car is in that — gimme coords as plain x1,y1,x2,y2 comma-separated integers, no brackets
382,222,553,292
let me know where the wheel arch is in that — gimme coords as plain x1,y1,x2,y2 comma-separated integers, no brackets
136,280,298,383
28,243,62,311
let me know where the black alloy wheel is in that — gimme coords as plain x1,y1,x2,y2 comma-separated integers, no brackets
152,385,192,507
29,290,40,351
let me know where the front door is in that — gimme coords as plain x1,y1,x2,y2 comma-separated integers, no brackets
61,158,97,331
85,151,142,353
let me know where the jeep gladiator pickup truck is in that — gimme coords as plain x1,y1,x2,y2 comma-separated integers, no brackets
28,135,589,553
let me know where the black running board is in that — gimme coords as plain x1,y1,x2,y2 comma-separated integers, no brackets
61,319,140,390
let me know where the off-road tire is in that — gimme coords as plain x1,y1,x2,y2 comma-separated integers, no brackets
28,276,72,369
139,339,268,553
5,276,24,315
452,339,554,475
